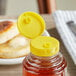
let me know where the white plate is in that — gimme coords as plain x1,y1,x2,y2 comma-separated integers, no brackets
0,19,50,65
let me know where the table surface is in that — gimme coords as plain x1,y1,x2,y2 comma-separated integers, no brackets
0,15,76,76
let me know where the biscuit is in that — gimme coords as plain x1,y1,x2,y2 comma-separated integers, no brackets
0,21,19,44
0,35,30,58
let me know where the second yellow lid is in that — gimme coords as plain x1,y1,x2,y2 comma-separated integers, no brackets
17,12,45,39
30,36,59,57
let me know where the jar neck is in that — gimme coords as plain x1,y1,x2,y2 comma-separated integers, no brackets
27,52,64,68
30,52,60,60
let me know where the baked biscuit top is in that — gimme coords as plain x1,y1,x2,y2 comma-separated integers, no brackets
0,21,13,33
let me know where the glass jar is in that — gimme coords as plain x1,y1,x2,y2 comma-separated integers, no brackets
23,52,67,76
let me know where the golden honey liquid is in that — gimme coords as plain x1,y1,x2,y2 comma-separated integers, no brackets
23,53,67,76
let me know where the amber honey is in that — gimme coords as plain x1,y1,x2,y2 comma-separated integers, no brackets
23,53,67,76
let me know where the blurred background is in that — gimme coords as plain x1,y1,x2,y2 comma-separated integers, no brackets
0,0,76,16
0,0,76,76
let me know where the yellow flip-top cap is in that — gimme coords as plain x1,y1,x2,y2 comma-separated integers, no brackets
30,36,59,57
17,12,45,39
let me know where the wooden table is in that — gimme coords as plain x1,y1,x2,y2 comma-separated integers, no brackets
0,15,76,76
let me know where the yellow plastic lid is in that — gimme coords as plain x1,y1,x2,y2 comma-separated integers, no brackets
17,12,59,57
30,36,59,57
17,12,45,39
